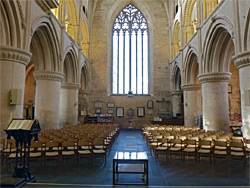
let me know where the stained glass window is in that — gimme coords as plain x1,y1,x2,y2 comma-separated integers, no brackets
112,4,149,95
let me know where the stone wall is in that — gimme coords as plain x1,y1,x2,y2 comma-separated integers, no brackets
89,0,171,128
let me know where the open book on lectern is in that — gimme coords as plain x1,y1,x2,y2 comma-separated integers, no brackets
7,119,35,130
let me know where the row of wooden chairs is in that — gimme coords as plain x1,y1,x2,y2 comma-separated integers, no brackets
153,138,248,165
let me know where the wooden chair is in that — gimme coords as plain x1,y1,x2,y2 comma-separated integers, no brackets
213,140,228,163
3,139,16,163
183,139,197,162
29,141,43,167
77,140,92,165
197,140,213,162
229,141,246,165
0,139,5,163
61,141,76,167
44,142,60,167
92,139,106,166
168,139,183,160
155,138,168,160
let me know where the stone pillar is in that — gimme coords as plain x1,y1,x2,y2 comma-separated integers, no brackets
198,72,231,132
171,90,183,117
59,83,80,128
33,71,64,130
0,46,32,137
182,84,201,126
233,51,250,139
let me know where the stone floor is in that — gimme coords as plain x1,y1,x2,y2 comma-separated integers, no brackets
1,129,250,188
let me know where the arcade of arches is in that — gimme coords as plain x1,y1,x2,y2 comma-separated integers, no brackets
0,0,250,139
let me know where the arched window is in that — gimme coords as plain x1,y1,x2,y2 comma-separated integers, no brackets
112,4,149,95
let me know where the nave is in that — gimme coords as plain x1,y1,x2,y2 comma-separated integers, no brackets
1,129,249,187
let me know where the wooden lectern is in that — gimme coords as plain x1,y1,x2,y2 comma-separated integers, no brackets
4,119,41,184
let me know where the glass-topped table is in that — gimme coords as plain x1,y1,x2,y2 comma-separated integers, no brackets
113,151,148,185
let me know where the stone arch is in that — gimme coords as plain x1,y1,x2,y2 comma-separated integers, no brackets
63,47,78,84
65,0,78,41
30,16,60,72
202,16,235,74
183,0,197,43
81,20,89,58
172,20,180,58
106,0,155,95
244,7,250,51
173,64,182,91
0,0,23,48
81,65,88,90
184,47,199,84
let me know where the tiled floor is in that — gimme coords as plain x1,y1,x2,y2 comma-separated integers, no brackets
1,129,250,188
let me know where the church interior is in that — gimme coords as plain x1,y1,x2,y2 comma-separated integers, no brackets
0,0,250,187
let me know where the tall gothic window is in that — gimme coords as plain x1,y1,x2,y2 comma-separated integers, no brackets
112,4,149,95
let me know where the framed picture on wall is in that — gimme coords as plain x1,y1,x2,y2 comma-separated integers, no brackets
147,100,154,109
107,109,114,114
107,102,115,108
228,84,232,94
116,107,124,117
137,107,145,117
95,108,101,114
94,101,103,108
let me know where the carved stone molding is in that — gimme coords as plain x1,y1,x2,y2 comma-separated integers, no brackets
232,51,250,69
171,90,183,96
0,46,32,66
61,83,80,90
33,70,64,82
35,0,59,11
198,72,231,84
181,84,201,91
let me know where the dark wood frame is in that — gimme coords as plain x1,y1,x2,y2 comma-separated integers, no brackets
107,109,114,114
95,108,102,114
147,100,154,109
137,107,145,117
107,102,115,108
116,107,124,117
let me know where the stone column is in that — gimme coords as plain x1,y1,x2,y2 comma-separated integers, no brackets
233,51,250,139
171,90,183,117
181,84,201,126
59,83,80,128
198,72,231,132
0,46,32,137
33,71,64,130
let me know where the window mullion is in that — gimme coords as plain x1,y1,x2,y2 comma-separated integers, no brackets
141,30,144,94
117,31,120,94
123,31,125,94
136,31,138,95
129,29,132,93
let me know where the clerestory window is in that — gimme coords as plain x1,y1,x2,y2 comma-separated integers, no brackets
112,4,149,95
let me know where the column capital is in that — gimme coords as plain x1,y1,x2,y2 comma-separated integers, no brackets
232,51,250,69
0,46,32,66
181,84,201,91
33,70,64,82
171,90,183,96
198,72,231,84
61,83,80,90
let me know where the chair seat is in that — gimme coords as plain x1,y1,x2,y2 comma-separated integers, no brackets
214,146,227,150
67,146,75,150
186,144,198,148
198,149,210,154
81,146,92,150
162,143,173,147
200,145,212,149
151,143,161,146
183,148,195,152
246,148,250,152
30,152,42,157
175,144,186,148
230,147,243,151
169,147,181,152
78,150,91,155
52,147,62,151
38,147,49,151
3,148,16,153
214,150,227,155
95,145,106,149
62,151,75,155
93,149,105,154
231,152,245,156
156,146,168,151
46,151,59,157
8,153,23,158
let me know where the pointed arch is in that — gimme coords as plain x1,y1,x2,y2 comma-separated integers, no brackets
173,64,182,91
81,20,89,58
202,16,235,74
184,47,199,85
172,20,180,58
